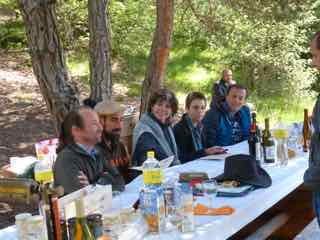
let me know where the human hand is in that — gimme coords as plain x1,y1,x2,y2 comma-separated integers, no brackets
205,146,227,155
78,171,89,187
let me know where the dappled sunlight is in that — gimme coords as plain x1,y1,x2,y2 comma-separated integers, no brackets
189,66,210,83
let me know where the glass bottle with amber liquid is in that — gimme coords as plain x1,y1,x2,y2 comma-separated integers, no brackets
303,109,311,152
262,118,276,164
73,199,94,240
248,112,261,165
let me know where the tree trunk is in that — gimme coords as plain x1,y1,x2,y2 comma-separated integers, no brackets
88,0,112,102
140,0,174,116
18,0,79,132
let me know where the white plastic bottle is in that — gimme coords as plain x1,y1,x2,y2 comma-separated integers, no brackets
142,151,163,188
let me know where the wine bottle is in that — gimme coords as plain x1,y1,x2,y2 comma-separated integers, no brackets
248,112,258,160
256,126,262,165
262,118,276,164
49,195,63,240
74,199,95,240
303,109,310,152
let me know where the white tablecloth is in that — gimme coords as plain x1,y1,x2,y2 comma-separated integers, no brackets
0,141,309,240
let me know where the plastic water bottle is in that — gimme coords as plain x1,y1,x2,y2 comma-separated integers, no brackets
140,151,165,233
142,151,163,188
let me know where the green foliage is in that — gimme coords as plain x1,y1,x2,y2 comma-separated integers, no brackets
172,0,320,98
0,1,25,49
0,20,26,49
248,94,315,125
56,0,89,49
2,0,320,123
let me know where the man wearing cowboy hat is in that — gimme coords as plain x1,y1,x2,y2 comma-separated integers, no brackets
95,99,133,183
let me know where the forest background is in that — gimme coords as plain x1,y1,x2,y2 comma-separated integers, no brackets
1,0,320,126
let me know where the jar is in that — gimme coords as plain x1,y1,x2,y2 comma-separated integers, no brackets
26,215,48,240
15,213,32,239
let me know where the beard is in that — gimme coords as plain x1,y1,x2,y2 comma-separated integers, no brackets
102,130,120,148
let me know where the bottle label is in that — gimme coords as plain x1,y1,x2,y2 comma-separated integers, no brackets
143,169,163,185
140,188,165,233
265,146,275,163
34,170,53,183
255,142,261,161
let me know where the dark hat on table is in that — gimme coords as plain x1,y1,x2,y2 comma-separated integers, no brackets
215,154,272,188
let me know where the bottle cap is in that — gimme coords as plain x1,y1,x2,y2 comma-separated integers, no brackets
147,151,155,158
273,129,288,139
15,213,32,221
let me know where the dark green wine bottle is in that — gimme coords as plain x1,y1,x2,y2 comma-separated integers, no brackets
262,118,276,164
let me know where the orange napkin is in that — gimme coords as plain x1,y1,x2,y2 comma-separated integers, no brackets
194,203,235,216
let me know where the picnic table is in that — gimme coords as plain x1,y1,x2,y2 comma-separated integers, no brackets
0,141,311,240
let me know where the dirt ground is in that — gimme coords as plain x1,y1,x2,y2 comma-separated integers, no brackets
0,52,56,166
0,51,55,229
0,50,140,229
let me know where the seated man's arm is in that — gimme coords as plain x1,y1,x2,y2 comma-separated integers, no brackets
53,154,84,195
202,109,219,148
100,158,126,191
132,132,168,166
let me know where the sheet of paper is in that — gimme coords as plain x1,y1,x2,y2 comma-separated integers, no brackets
130,155,174,171
199,153,232,161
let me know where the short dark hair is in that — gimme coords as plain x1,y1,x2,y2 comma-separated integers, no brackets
313,32,320,50
83,98,97,109
226,84,248,97
147,88,178,115
185,91,207,109
56,106,89,153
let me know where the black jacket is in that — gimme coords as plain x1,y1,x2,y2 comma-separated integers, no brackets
210,79,229,107
173,114,206,164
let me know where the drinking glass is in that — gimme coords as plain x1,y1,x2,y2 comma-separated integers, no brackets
288,123,300,150
202,180,218,208
102,191,122,238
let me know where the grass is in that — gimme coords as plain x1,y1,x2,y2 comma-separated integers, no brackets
66,50,90,80
249,95,315,126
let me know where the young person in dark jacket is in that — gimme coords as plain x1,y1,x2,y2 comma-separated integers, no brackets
203,84,251,147
132,88,180,166
174,92,226,164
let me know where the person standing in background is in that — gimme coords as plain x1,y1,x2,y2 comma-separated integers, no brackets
211,69,236,107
